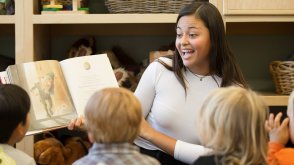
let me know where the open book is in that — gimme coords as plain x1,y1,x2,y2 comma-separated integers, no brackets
0,54,118,135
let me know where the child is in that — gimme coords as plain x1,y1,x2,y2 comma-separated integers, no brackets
266,91,294,165
0,84,36,165
73,88,160,165
193,87,268,165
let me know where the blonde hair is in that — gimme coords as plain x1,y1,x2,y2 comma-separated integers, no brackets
85,87,142,143
196,87,268,165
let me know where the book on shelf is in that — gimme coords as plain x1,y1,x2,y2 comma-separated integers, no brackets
41,10,89,15
0,54,118,135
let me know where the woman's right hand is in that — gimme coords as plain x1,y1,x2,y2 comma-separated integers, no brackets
265,112,290,146
139,118,155,141
68,116,85,131
139,117,176,156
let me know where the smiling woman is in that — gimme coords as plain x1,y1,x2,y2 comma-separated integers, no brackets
67,2,248,165
135,2,248,164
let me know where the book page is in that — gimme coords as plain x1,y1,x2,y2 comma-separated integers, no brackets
7,60,77,134
60,54,119,116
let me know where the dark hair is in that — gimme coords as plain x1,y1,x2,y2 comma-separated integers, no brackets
0,84,31,143
158,2,247,92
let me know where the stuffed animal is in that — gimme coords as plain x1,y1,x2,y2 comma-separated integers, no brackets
62,136,91,164
34,133,91,165
34,137,65,165
67,36,96,58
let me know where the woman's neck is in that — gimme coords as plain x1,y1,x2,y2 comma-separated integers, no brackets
187,64,210,76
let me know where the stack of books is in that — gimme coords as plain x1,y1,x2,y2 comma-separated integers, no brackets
41,0,89,14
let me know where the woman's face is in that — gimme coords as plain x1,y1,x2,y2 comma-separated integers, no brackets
176,15,211,74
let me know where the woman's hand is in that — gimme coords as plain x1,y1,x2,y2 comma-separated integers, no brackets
265,112,290,146
139,118,156,141
68,116,86,131
139,118,176,156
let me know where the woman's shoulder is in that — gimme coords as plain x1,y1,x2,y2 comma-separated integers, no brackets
157,57,172,65
147,57,173,71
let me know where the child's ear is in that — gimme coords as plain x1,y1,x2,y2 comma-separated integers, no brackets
87,132,95,144
16,123,26,137
9,123,27,144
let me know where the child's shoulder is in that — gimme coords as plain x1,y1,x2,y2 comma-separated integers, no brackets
0,144,36,165
0,145,16,165
273,147,294,165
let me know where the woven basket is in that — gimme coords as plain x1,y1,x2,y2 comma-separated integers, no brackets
269,61,294,95
105,0,194,13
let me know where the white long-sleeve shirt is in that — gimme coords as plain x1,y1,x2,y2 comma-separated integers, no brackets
134,57,220,164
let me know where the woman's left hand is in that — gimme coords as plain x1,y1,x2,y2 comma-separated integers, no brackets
68,116,86,131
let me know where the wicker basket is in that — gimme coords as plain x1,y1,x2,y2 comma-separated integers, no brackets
269,61,294,95
105,0,194,13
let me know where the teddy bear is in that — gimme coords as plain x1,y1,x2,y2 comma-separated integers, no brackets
67,37,97,58
34,132,91,165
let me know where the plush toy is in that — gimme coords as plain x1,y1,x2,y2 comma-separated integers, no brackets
34,137,65,165
62,136,91,164
67,36,96,58
34,133,91,165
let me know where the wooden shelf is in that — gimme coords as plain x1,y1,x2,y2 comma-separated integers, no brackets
226,22,294,35
43,23,175,36
0,15,15,24
32,14,178,24
224,15,294,22
261,93,289,106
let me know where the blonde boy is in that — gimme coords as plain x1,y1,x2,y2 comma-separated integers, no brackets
73,88,159,165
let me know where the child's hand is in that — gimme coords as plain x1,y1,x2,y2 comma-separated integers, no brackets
265,112,290,146
68,116,85,131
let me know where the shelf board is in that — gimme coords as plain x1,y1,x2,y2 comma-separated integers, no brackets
0,15,15,24
260,93,289,106
226,22,294,35
225,15,294,22
32,14,178,24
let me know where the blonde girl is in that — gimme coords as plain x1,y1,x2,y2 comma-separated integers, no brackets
193,87,268,165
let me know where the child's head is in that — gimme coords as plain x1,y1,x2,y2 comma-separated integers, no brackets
85,87,142,143
287,91,294,144
0,84,31,144
196,87,268,164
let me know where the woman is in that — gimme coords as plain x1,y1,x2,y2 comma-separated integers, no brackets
135,2,247,164
69,2,247,164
